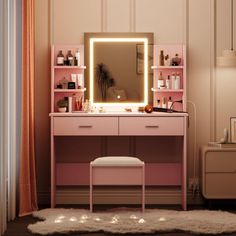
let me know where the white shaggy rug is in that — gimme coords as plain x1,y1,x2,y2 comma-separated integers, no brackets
28,208,236,235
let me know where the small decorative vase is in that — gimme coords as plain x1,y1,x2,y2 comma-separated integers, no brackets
58,107,67,113
171,54,181,66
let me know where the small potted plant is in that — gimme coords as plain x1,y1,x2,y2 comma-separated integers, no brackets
57,99,68,112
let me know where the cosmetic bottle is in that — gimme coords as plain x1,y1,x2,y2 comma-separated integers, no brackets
157,99,161,108
75,49,81,67
167,96,172,109
164,54,171,66
71,74,77,87
157,71,165,89
68,97,72,112
67,50,74,66
75,97,79,111
77,74,84,89
174,72,181,90
166,75,170,89
170,72,175,89
56,50,64,65
159,50,164,66
162,97,167,108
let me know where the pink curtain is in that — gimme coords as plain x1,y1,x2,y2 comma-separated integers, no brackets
19,0,38,216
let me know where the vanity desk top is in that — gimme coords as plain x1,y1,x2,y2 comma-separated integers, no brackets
49,112,188,117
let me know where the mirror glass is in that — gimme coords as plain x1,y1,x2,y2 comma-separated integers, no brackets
85,33,153,106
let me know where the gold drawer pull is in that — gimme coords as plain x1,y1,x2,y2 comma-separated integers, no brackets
145,125,159,128
79,125,93,128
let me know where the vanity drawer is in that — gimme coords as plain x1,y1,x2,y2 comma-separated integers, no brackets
119,117,184,136
53,117,118,136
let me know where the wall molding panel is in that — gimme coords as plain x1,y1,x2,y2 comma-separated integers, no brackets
129,0,136,32
101,0,107,32
210,0,216,141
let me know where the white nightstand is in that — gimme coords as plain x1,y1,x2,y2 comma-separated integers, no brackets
200,146,236,199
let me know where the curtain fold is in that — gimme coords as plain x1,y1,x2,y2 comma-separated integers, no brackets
19,0,38,216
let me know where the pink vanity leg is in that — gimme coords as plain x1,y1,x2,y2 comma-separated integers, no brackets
90,165,93,212
142,165,145,212
51,118,55,208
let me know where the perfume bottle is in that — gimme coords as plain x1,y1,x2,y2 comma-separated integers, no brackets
159,50,164,66
56,50,64,65
66,50,74,66
171,53,181,66
157,71,165,89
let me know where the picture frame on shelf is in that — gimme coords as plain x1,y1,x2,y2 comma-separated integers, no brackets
230,117,236,143
136,44,153,74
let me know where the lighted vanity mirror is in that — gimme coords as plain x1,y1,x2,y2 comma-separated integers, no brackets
84,33,153,107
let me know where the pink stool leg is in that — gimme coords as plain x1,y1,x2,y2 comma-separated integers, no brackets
142,165,145,212
90,165,93,212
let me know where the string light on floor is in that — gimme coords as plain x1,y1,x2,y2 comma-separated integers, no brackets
110,215,119,224
80,215,88,220
54,219,62,223
94,217,101,222
69,217,77,222
130,214,138,219
138,218,146,224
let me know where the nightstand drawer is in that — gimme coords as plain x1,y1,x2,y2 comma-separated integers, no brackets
119,117,184,136
205,173,236,198
53,117,118,136
205,152,236,173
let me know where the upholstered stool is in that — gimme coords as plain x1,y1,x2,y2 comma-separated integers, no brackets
90,156,145,212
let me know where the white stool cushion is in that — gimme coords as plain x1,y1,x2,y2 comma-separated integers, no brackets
91,156,144,166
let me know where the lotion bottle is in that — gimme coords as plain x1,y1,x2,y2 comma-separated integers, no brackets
170,72,175,89
166,75,170,89
68,97,72,112
175,72,181,90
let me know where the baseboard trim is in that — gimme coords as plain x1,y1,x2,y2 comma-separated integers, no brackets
38,188,203,205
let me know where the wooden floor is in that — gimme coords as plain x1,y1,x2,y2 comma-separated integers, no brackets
3,203,236,236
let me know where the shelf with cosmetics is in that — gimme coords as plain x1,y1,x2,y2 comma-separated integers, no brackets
51,45,87,113
152,45,186,111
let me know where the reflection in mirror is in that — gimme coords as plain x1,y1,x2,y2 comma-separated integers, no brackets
85,33,153,107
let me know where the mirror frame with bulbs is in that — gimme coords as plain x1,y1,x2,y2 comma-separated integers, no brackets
84,33,153,108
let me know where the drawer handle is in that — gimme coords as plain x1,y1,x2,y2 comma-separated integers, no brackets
145,125,159,128
78,125,93,128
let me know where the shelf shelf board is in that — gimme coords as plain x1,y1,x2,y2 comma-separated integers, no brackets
151,66,184,69
151,88,184,92
53,65,86,69
54,88,86,92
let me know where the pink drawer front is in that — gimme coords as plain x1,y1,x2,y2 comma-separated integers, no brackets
119,117,184,136
53,117,118,136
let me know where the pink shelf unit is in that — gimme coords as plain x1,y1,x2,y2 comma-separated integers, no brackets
152,45,186,111
51,45,86,113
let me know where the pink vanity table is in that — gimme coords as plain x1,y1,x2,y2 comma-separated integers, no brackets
50,112,188,210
